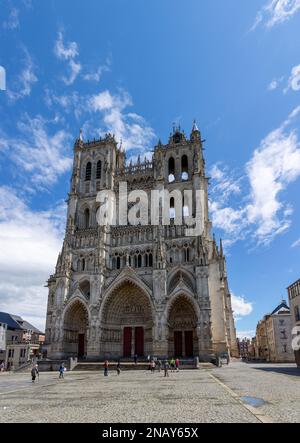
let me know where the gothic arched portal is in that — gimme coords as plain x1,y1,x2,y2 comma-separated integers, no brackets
62,300,89,359
167,294,199,358
101,281,154,358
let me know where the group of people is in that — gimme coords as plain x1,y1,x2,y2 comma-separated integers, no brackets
149,358,180,377
102,357,180,377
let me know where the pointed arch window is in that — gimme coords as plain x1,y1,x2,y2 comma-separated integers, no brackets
96,160,102,180
168,157,175,183
170,197,175,220
149,253,153,267
85,162,92,181
181,155,189,181
84,208,90,229
116,257,121,270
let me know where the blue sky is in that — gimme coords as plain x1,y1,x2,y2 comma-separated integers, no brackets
0,0,300,334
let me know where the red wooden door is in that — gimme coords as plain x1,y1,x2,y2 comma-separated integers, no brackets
135,327,144,357
78,334,85,358
123,327,132,357
185,331,193,357
174,331,183,357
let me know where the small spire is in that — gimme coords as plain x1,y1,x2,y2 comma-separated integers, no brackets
79,128,83,142
192,119,199,132
220,238,224,257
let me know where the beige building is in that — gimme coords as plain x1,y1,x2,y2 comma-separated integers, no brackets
287,279,300,367
45,123,238,361
256,301,295,363
0,312,45,370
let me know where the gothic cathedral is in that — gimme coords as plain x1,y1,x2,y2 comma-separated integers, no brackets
45,122,238,361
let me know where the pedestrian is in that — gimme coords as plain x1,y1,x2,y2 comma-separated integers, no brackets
31,365,38,383
35,363,39,380
59,362,65,379
157,359,161,373
134,354,138,365
151,359,156,373
0,362,4,372
163,360,169,377
104,360,109,376
175,358,180,372
116,360,121,376
170,358,175,372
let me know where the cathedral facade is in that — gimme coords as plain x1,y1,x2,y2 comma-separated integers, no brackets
45,123,238,361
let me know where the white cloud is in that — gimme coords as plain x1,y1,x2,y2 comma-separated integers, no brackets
54,32,82,85
252,0,300,30
2,114,73,189
211,107,300,247
83,57,111,82
285,64,300,93
246,106,300,244
291,238,300,247
3,7,19,30
7,48,38,102
268,79,280,91
0,187,66,331
54,31,79,60
236,330,256,340
231,294,254,319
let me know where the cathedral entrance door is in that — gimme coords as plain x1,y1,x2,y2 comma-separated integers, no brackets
78,334,85,359
174,331,183,357
123,327,132,357
135,327,144,357
185,331,193,357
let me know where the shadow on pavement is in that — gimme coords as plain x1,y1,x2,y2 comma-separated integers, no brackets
252,366,300,377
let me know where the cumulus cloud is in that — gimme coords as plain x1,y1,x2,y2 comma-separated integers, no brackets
252,0,300,30
284,64,300,93
47,87,156,156
54,32,82,85
231,294,254,319
2,114,73,189
0,187,66,331
7,48,38,102
210,107,300,246
246,106,300,244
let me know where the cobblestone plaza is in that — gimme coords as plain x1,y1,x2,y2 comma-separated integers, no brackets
1,362,299,423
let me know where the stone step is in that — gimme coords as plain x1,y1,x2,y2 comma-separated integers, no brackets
73,361,214,371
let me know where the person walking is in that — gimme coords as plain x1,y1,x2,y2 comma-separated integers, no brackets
0,362,4,372
31,365,38,383
116,360,121,376
150,359,156,373
170,358,175,373
175,358,180,372
59,363,65,379
104,360,109,376
35,363,39,381
164,360,169,377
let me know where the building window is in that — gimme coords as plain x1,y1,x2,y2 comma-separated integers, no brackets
84,209,90,229
170,197,175,220
168,157,175,183
116,257,121,270
96,160,102,180
85,162,92,181
295,305,300,322
181,155,189,181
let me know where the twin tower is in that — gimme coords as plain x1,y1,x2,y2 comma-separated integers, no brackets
45,123,238,361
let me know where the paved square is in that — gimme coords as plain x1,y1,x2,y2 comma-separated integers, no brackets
0,362,299,423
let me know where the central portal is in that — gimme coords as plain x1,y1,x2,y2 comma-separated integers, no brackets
123,326,144,358
101,281,153,358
